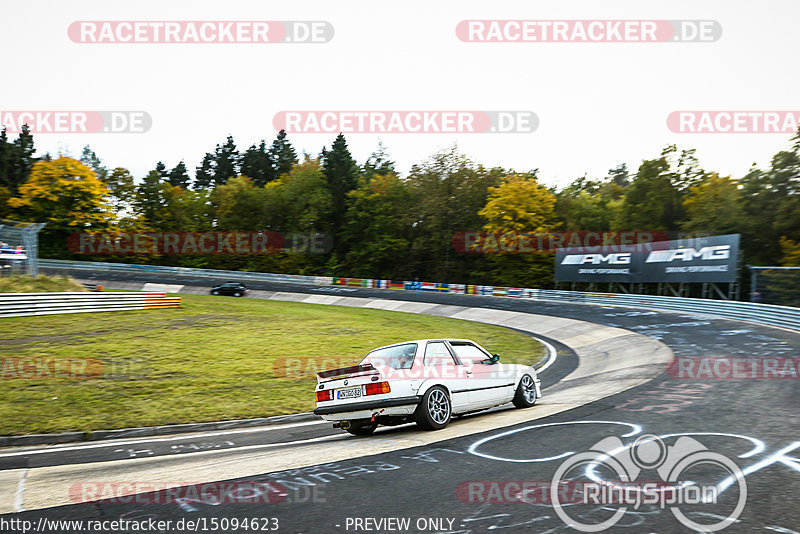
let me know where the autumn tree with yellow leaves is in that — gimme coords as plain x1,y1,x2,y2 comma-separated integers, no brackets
480,173,557,234
478,174,558,286
8,156,114,229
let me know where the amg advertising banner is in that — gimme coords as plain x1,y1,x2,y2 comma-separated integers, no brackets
554,234,740,283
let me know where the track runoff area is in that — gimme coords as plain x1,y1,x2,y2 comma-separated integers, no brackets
3,269,800,533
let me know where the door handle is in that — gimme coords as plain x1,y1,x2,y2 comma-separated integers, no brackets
465,370,472,375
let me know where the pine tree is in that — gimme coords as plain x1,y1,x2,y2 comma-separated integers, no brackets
608,163,629,188
168,161,190,189
5,125,36,194
362,141,395,179
136,170,166,228
80,145,108,182
269,129,298,179
0,127,9,193
195,153,214,189
213,135,239,186
241,141,272,186
322,133,359,237
155,161,169,180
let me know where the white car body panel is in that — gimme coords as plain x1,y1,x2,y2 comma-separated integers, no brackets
313,339,542,426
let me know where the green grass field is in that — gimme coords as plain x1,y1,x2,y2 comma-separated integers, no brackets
0,275,86,293
0,293,544,435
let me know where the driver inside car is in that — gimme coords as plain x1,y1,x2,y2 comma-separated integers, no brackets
392,346,416,369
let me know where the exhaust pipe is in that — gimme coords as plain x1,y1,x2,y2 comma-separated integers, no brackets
339,421,351,430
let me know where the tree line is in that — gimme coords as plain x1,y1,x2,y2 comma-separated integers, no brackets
1,126,799,288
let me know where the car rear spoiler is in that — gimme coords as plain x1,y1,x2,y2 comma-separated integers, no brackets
317,363,376,380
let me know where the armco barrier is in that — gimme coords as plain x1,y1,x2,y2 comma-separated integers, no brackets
0,292,181,318
528,290,800,332
38,259,798,332
40,259,332,286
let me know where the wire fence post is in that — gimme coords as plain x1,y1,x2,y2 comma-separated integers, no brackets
0,219,46,278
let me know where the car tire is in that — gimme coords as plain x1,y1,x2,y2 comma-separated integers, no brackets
414,386,451,430
513,374,537,408
211,291,219,295
346,421,378,436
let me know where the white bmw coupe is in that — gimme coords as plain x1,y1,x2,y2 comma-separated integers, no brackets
313,339,541,435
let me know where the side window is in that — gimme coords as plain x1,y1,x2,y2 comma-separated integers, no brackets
450,342,490,365
424,342,455,367
362,343,417,370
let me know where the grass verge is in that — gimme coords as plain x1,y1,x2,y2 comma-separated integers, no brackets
0,275,86,293
0,293,545,435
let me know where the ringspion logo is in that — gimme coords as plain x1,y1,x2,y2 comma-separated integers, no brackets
456,20,721,42
0,111,151,134
552,434,746,532
273,111,538,134
68,21,333,43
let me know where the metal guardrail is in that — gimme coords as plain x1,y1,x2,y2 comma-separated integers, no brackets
38,259,799,332
527,290,800,332
39,259,332,286
0,292,181,318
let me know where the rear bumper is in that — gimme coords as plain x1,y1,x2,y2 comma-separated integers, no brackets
313,395,421,416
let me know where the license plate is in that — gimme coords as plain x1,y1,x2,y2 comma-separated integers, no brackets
337,387,362,399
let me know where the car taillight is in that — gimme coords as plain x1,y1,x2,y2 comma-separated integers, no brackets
316,390,333,402
364,382,390,396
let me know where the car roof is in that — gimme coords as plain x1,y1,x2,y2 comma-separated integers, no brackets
369,339,478,351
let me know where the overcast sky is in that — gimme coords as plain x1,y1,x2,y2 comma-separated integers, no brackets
2,0,797,189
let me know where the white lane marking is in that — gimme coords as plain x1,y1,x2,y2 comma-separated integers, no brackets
467,421,642,463
532,335,558,374
16,468,27,512
0,420,328,459
142,283,184,293
31,430,412,472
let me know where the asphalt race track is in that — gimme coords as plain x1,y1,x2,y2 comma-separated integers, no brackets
3,268,800,533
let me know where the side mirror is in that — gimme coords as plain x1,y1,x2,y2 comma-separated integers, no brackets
488,354,500,364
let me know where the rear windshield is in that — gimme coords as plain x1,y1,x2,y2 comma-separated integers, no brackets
360,343,417,370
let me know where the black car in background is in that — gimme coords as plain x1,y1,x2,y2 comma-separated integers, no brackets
210,282,248,297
